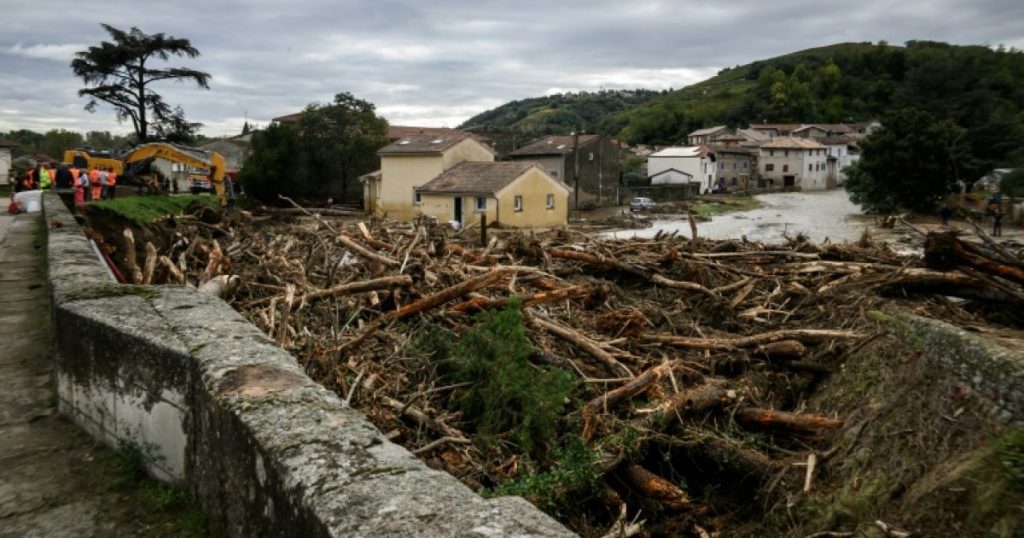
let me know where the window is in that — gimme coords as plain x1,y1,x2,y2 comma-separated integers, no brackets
514,195,523,212
546,193,554,209
743,161,748,169
720,161,725,170
769,150,774,156
783,164,789,173
732,162,737,170
550,170,558,177
766,163,775,172
476,197,486,211
809,163,813,172
731,177,738,186
784,150,789,157
413,188,421,205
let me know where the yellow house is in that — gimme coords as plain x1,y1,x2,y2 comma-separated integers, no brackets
365,132,494,219
417,162,569,228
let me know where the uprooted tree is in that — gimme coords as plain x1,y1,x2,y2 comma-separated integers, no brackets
71,24,210,143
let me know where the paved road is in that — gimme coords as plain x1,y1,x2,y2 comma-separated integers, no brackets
0,212,199,537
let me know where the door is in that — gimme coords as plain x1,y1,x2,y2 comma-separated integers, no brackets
453,197,463,225
783,175,795,187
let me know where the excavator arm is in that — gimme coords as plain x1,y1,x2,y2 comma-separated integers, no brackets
122,143,228,206
122,143,225,181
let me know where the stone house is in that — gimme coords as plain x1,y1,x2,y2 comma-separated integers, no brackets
647,146,717,194
505,134,620,209
711,145,755,190
367,132,495,219
687,126,730,146
417,161,568,228
758,137,830,190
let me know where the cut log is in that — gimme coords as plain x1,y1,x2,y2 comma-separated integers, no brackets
122,229,143,284
530,312,634,379
339,234,400,267
142,242,157,285
448,285,585,314
619,464,691,511
753,340,806,360
582,361,678,440
295,275,413,309
388,268,507,321
650,274,721,301
637,381,733,425
736,407,843,434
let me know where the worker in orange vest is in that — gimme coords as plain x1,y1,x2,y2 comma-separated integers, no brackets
47,165,57,188
107,167,118,199
88,166,101,201
73,167,87,212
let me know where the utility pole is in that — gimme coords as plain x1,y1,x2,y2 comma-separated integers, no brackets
573,130,580,211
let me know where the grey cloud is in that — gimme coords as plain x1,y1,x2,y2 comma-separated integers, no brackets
0,0,1022,136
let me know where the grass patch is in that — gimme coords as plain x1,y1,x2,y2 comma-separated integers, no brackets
87,195,216,225
689,195,761,218
100,443,208,537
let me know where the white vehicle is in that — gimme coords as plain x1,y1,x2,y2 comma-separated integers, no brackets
629,197,656,211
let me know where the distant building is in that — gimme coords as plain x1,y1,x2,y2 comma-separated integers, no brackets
687,126,730,146
711,145,754,190
368,132,494,220
647,146,717,194
417,161,568,228
198,135,252,174
758,137,831,190
505,134,620,209
818,136,860,184
748,124,803,138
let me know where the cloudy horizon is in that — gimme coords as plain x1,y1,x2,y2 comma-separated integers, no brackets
2,0,1022,138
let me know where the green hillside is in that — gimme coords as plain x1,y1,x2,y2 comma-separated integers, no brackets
461,41,1024,165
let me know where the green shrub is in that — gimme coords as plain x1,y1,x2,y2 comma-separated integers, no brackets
487,439,601,516
999,169,1024,197
447,303,574,455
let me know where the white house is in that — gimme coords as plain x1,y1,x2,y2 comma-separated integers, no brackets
758,137,830,190
647,146,717,194
649,168,694,185
819,136,860,184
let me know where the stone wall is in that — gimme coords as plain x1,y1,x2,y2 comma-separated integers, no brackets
876,311,1024,425
43,192,572,537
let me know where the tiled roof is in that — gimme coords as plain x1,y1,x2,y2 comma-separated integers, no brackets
759,137,825,150
710,144,753,154
748,124,803,133
419,161,549,194
378,132,477,155
271,112,303,124
387,125,462,140
507,135,599,156
817,135,859,146
649,145,713,158
688,125,729,137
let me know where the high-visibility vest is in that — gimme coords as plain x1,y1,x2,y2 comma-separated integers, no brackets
70,168,80,183
39,168,51,188
89,169,100,185
108,172,117,186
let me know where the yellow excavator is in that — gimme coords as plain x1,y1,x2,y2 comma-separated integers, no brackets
63,142,228,206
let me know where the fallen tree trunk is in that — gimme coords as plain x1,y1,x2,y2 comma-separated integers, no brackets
448,285,585,314
644,329,861,350
297,275,413,309
619,464,692,511
582,361,678,440
339,234,400,267
530,311,634,379
753,340,807,361
736,407,843,434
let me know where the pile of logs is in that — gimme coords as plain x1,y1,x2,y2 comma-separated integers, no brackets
105,204,1022,536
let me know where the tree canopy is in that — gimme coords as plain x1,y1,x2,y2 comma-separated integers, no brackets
844,108,971,213
240,92,388,204
71,24,210,143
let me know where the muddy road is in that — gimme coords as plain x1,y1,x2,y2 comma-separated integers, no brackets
612,190,879,243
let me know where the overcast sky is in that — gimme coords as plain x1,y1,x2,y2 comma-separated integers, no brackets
2,0,1022,137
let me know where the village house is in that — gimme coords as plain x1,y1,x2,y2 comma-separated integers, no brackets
687,126,730,146
505,134,620,209
758,137,831,190
791,124,856,139
818,136,860,183
647,146,717,194
416,161,568,228
710,145,755,190
366,132,494,219
747,124,803,139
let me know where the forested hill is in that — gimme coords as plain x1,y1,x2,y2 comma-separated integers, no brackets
460,41,1024,155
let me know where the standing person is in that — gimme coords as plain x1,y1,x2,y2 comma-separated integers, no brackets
993,208,1003,237
55,164,73,189
47,164,57,187
106,168,118,199
89,166,101,201
224,174,236,210
99,167,110,199
940,204,953,227
37,165,52,189
73,166,87,212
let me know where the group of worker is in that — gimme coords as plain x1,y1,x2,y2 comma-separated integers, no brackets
13,163,119,212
